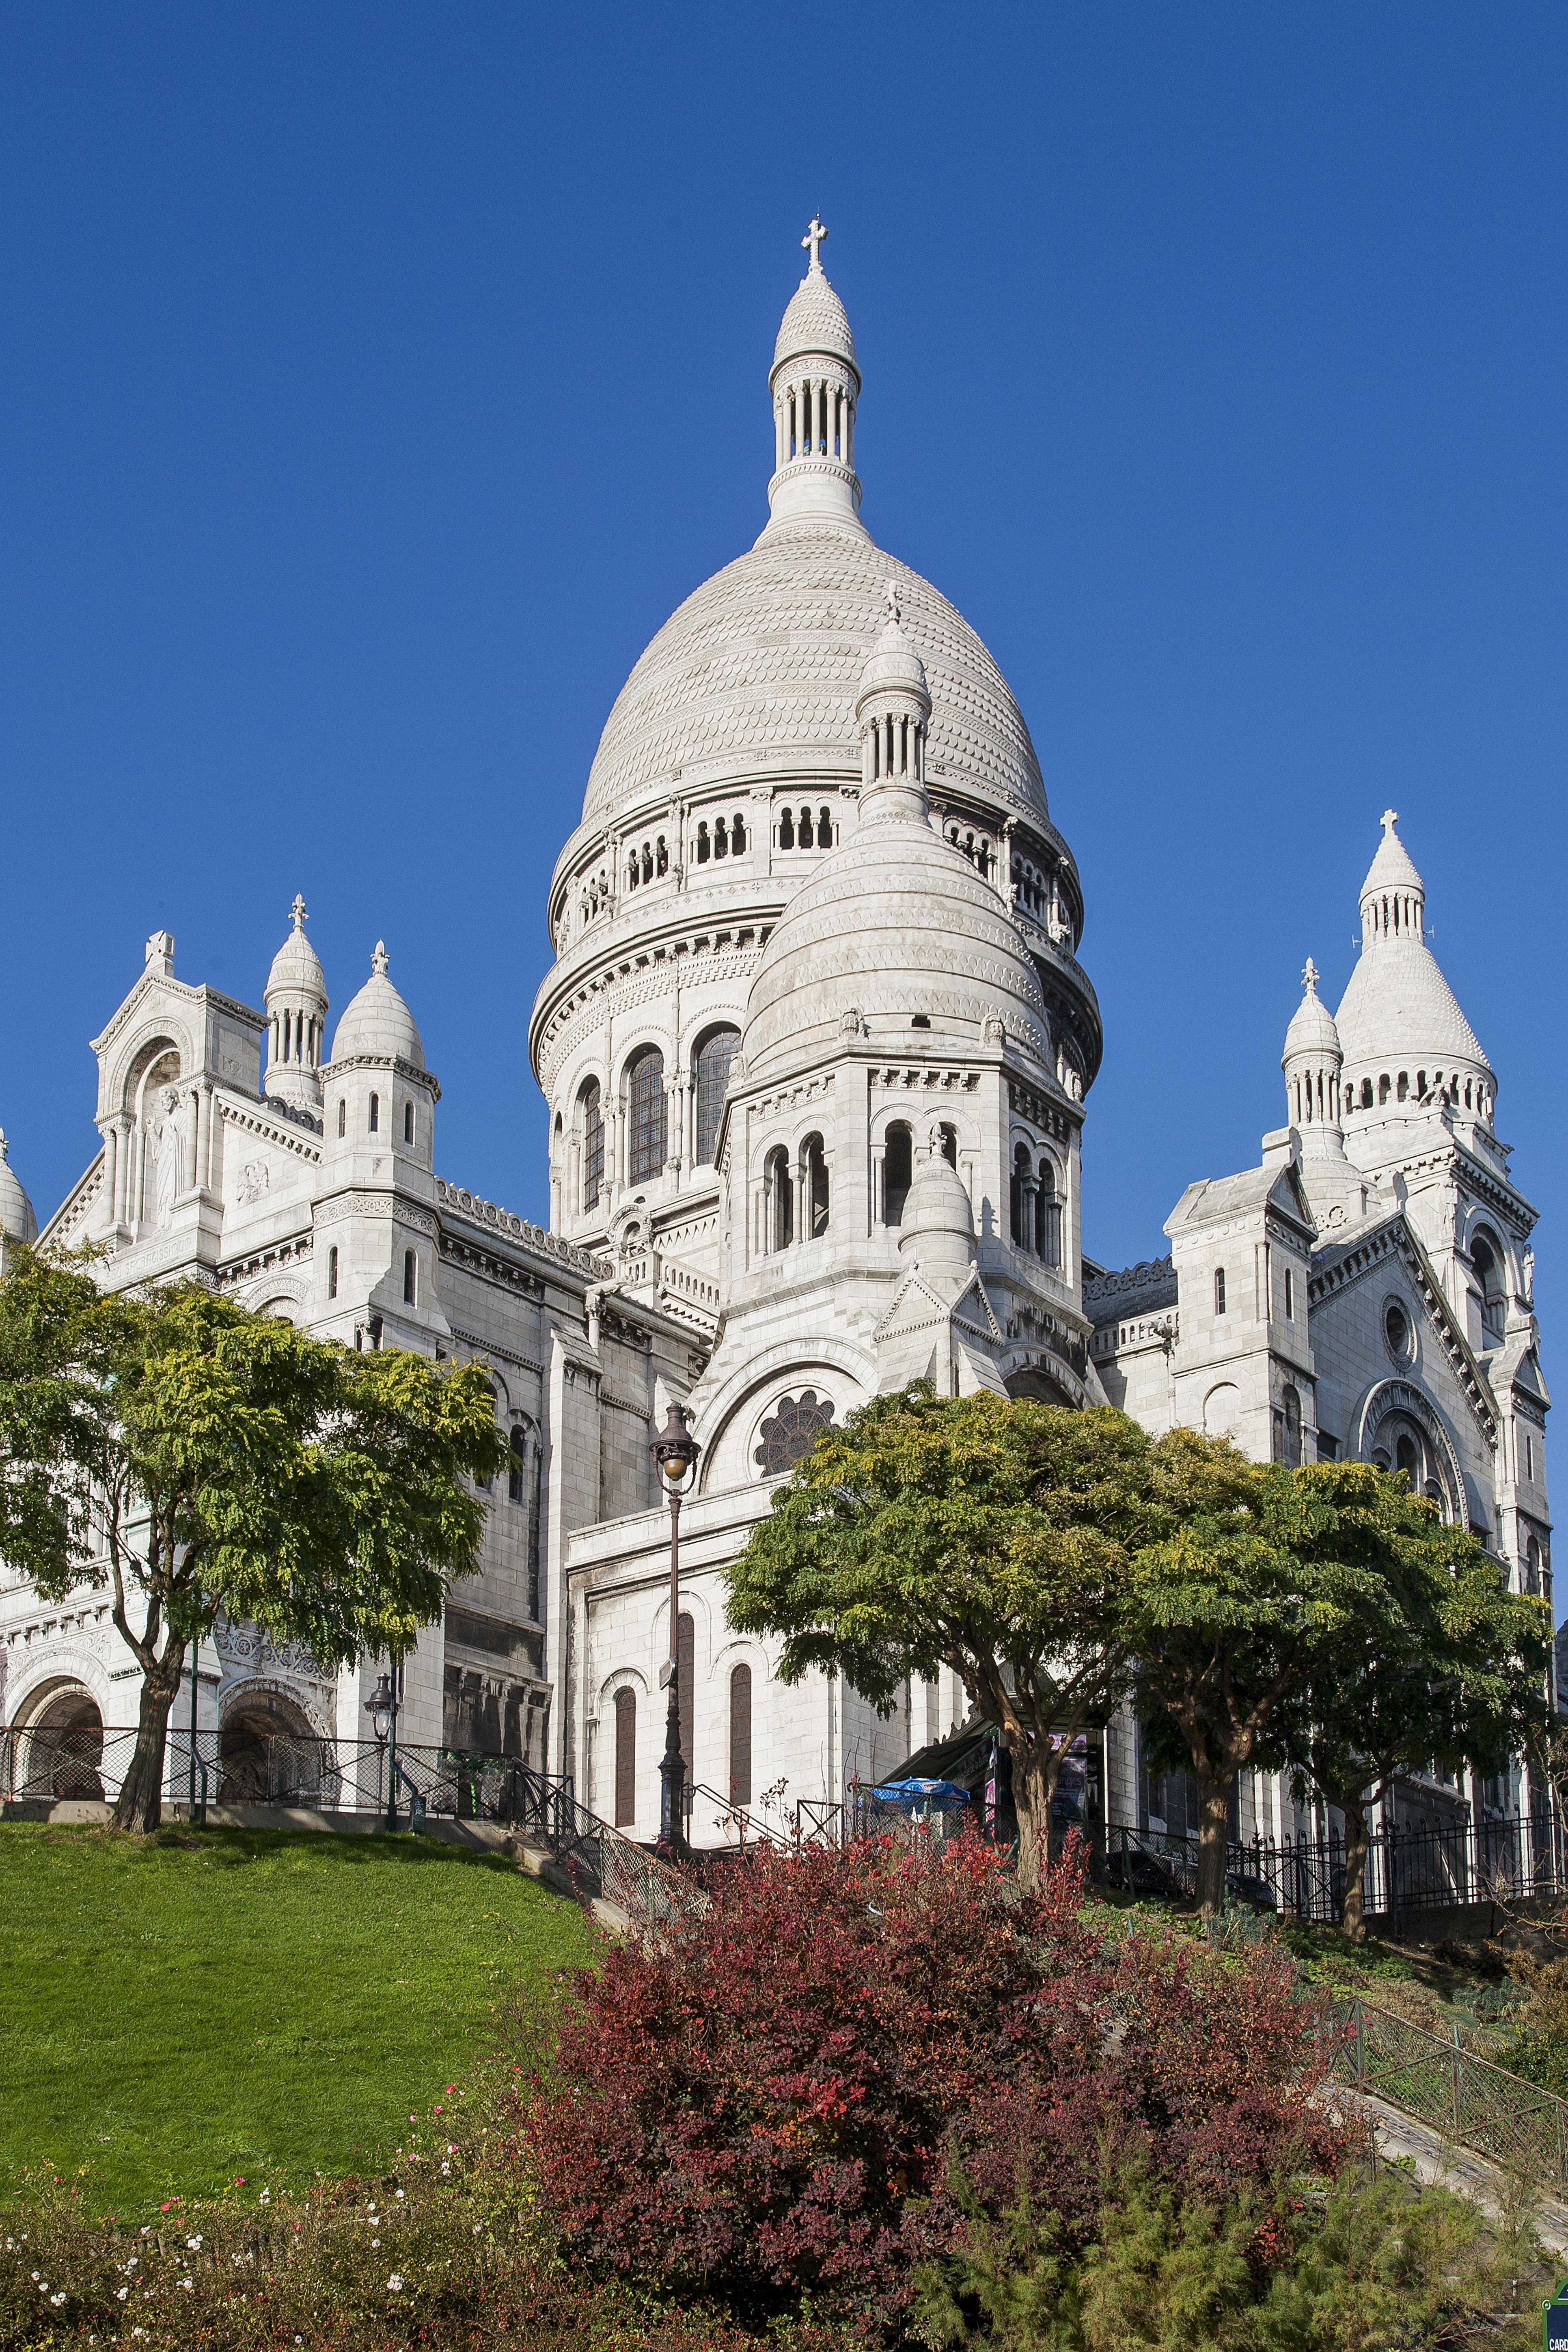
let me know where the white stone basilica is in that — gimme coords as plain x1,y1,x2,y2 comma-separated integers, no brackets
0,226,1552,1850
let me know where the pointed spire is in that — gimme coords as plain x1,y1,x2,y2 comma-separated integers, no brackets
1335,811,1495,1125
265,892,329,1110
765,224,864,534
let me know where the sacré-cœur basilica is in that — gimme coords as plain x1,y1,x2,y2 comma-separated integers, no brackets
0,224,1551,1856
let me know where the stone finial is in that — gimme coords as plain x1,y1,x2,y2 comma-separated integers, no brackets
145,929,175,968
371,940,389,978
1302,956,1320,995
884,579,901,627
1381,808,1399,836
290,893,308,932
802,215,829,272
0,1129,7,1162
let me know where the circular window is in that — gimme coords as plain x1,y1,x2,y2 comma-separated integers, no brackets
1384,1301,1414,1364
754,1390,836,1477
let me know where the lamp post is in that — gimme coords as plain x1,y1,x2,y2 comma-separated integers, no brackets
649,1401,701,1856
366,1664,398,1832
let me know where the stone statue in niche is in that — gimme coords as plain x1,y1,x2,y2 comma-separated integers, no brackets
238,1161,270,1207
151,1090,184,1229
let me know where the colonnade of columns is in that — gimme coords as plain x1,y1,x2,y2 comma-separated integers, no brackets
773,376,855,473
99,1080,220,1233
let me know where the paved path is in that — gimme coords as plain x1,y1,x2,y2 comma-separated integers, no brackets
1336,2086,1568,2255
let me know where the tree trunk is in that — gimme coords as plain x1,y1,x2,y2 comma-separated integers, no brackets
112,1645,185,1833
1194,1767,1234,1919
1009,1735,1062,1894
1339,1794,1371,1942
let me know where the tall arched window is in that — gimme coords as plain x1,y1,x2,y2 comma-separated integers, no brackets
693,1026,740,1167
803,1133,829,1238
1281,1384,1302,1467
327,1245,338,1300
729,1663,753,1807
1471,1231,1507,1344
1010,1143,1031,1245
580,1078,604,1211
1036,1160,1061,1266
403,1101,414,1145
368,1092,380,1134
508,1425,528,1505
765,1146,794,1249
613,1688,636,1827
337,1099,346,1137
403,1249,416,1305
882,1122,912,1224
627,1049,667,1183
677,1610,694,1784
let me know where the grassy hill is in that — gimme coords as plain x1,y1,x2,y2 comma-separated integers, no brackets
0,1824,593,2214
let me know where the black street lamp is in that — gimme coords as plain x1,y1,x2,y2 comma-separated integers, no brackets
649,1401,701,1856
366,1664,399,1832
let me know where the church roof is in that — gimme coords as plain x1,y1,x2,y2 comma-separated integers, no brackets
1282,959,1340,1061
0,1130,37,1246
580,529,1049,830
329,943,424,1069
1334,940,1490,1076
772,265,858,381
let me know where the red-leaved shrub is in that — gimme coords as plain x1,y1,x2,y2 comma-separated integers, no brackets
511,1832,1344,2328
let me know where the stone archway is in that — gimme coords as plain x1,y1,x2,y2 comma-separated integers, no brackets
218,1688,321,1804
20,1684,106,1801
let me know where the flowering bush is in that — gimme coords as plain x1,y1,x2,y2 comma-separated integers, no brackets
510,1832,1349,2326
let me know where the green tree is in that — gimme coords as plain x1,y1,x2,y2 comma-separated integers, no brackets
0,1247,509,1830
1275,1475,1549,1938
725,1386,1241,1889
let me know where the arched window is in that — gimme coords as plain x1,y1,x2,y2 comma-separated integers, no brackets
693,1026,740,1167
627,1049,667,1183
779,806,795,849
715,816,729,859
327,1245,338,1300
508,1425,528,1505
1281,1385,1302,1467
403,1101,414,1145
818,805,832,844
1526,1535,1542,1596
1037,1159,1061,1267
696,821,711,863
1471,1231,1507,1344
1010,1143,1031,1246
729,1663,753,1807
337,1099,346,1137
799,806,814,848
403,1249,417,1305
1215,1267,1227,1316
731,812,746,854
755,1391,836,1476
581,1078,604,1211
883,1121,913,1225
1378,1074,1390,1104
656,834,669,876
613,1688,636,1827
677,1611,694,1783
803,1134,829,1238
765,1145,794,1250
368,1092,380,1133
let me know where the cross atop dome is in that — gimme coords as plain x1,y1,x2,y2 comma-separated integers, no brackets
802,215,829,272
290,892,308,932
372,940,390,978
1382,808,1399,835
1301,956,1320,995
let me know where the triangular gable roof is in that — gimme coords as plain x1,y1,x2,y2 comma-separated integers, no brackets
1165,1158,1315,1243
1309,1210,1498,1448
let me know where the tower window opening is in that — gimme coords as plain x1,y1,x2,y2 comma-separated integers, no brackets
509,1425,528,1505
1361,1079,1372,1108
1037,1158,1061,1266
1010,1143,1031,1246
882,1121,913,1225
779,807,795,849
368,1092,380,1133
337,1099,346,1137
656,834,669,877
403,1101,414,1145
798,806,813,848
1464,1079,1473,1108
327,1245,338,1300
581,1078,604,1211
1281,1384,1302,1467
1471,1231,1506,1344
613,1687,636,1827
729,1663,753,1806
1284,1268,1294,1320
1417,1069,1427,1099
818,804,832,844
731,812,746,853
642,843,653,884
1525,1434,1536,1483
1397,1072,1409,1102
804,1132,829,1238
627,1048,667,1184
403,1249,416,1306
765,1145,794,1250
696,821,711,863
1215,1267,1227,1316
1378,1074,1390,1104
693,1025,740,1167
715,817,729,859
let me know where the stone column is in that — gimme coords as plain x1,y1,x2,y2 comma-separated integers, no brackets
185,1087,201,1191
99,1123,118,1231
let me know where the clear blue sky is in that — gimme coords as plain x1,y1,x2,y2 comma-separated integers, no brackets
1,6,1563,1344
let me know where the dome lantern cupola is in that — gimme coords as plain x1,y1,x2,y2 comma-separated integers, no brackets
1358,809,1426,949
264,893,330,1113
1282,957,1344,1138
766,218,865,535
0,1127,37,1272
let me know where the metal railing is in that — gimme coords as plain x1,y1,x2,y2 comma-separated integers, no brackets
1332,1994,1568,2190
0,1724,697,1923
1102,1816,1565,1925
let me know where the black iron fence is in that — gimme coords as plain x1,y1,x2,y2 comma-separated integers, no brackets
1331,1994,1568,2190
1103,1815,1566,1925
0,1724,696,1923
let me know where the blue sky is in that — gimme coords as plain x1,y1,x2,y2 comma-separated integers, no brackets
1,6,1563,1343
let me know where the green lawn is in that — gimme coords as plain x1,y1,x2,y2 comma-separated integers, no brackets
0,1824,593,2214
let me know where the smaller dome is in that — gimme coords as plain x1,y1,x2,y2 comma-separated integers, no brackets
1283,959,1341,1062
329,942,424,1069
772,266,858,384
0,1130,37,1246
898,1142,976,1287
266,894,327,1005
856,591,930,711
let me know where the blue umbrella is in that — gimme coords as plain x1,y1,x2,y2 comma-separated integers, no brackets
870,1777,971,1815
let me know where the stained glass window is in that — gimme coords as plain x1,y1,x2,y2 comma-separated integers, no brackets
581,1079,604,1210
755,1390,835,1477
628,1050,666,1183
694,1026,739,1167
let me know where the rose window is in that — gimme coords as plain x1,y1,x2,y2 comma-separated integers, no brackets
755,1390,835,1477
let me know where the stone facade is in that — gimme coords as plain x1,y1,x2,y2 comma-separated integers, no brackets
0,229,1551,1852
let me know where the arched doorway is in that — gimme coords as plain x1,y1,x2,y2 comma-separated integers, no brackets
218,1690,321,1804
22,1685,105,1801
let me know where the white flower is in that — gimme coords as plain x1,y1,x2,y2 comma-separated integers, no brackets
187,2234,202,2249
440,2162,451,2176
387,2273,404,2292
179,2277,193,2289
395,2190,405,2201
50,2293,66,2307
259,2190,271,2204
116,2287,129,2300
371,2238,380,2248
